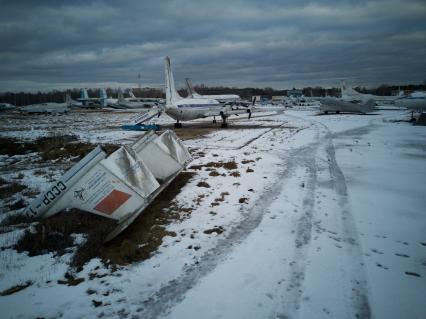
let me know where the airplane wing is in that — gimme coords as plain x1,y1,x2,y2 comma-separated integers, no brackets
220,104,285,118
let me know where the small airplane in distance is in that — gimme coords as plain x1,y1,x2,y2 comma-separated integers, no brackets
20,94,73,114
0,102,16,112
100,88,119,107
394,91,426,112
131,56,284,128
319,97,376,114
127,89,162,106
185,78,240,103
101,88,160,109
340,80,403,105
115,89,157,109
78,88,104,108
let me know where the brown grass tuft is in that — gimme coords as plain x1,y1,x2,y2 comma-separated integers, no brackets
0,281,32,296
208,170,220,177
0,181,27,200
241,159,255,164
229,171,241,177
197,181,210,188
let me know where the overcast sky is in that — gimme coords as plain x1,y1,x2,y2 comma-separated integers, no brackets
0,0,425,91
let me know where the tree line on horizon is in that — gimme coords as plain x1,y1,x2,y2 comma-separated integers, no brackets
0,83,425,106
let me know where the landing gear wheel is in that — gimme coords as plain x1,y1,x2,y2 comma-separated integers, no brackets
220,112,228,128
174,122,182,128
213,119,217,124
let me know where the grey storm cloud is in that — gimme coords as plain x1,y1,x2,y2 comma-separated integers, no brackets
0,0,425,91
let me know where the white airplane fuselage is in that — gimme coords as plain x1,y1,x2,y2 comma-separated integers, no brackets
20,102,69,114
394,92,426,112
166,97,223,121
341,81,401,105
320,98,375,114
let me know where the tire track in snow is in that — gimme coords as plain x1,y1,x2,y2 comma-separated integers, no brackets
138,114,372,318
279,114,371,319
136,126,309,318
279,121,322,317
324,135,371,319
320,120,374,318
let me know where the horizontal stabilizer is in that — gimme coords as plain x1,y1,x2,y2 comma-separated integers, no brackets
25,130,192,241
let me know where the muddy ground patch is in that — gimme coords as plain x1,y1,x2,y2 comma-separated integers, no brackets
100,171,195,265
7,172,196,269
0,135,119,162
13,210,116,269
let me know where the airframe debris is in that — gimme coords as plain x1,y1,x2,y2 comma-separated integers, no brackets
25,130,192,241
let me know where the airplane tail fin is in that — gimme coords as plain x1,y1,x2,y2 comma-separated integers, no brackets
185,78,194,97
185,78,201,98
128,89,136,99
340,80,347,98
164,56,181,107
118,88,125,103
100,88,107,99
65,93,71,106
100,89,108,107
80,88,89,100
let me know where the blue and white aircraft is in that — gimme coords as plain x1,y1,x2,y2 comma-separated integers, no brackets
394,91,426,112
131,56,284,128
161,56,284,128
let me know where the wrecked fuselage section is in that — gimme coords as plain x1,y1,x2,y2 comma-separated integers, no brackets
25,130,192,242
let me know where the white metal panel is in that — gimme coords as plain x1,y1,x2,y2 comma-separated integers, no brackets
25,129,193,240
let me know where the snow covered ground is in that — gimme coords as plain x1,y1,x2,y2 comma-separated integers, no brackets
0,109,425,318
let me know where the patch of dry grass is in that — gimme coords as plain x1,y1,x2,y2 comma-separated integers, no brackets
189,161,238,171
100,172,195,265
0,181,27,200
209,170,220,177
197,181,210,188
0,281,32,296
15,210,116,269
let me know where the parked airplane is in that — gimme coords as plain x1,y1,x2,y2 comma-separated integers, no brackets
394,91,426,112
101,88,160,109
20,94,73,114
132,56,284,128
185,78,240,103
78,88,103,108
320,97,376,114
100,88,119,107
340,81,403,105
66,93,83,108
126,89,160,107
0,102,16,112
115,89,156,109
